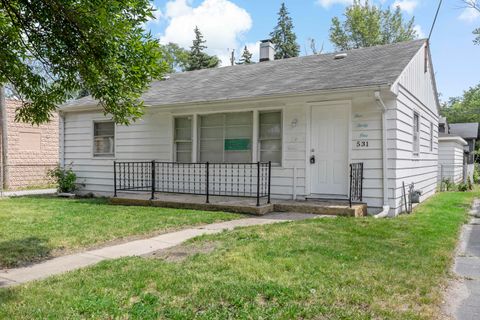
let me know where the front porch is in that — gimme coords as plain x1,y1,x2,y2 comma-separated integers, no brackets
111,161,367,216
111,192,367,217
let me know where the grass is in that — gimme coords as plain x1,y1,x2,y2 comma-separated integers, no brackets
0,191,475,319
0,196,242,268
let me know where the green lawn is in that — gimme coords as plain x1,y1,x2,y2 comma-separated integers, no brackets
0,196,241,268
0,192,474,319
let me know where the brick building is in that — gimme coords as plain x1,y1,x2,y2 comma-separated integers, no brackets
0,99,59,190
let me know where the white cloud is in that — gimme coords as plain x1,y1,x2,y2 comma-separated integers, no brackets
413,24,425,38
392,0,418,14
159,0,253,66
459,7,480,23
315,0,352,8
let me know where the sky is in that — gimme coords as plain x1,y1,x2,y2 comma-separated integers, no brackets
145,0,480,101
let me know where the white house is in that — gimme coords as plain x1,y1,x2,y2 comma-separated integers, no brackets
60,39,440,216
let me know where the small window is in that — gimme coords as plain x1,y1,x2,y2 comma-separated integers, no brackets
174,116,192,163
259,111,282,166
93,121,115,157
413,113,420,155
430,122,434,152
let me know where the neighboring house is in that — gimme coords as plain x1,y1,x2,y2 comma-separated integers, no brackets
0,99,59,190
438,134,468,184
60,39,439,216
449,123,479,164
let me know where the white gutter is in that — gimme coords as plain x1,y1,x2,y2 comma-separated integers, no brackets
59,111,66,168
0,87,8,193
374,91,391,218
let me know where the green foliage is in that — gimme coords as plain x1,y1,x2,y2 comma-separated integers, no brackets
440,83,480,123
457,182,468,192
158,42,190,73
48,165,77,193
237,46,253,64
0,0,167,125
467,176,473,190
329,0,417,51
474,164,480,183
441,178,456,191
270,2,300,59
185,26,220,71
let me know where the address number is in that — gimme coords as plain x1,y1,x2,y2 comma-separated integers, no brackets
356,141,369,148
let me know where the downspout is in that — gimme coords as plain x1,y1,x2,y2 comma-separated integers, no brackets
0,86,8,193
59,111,65,168
374,91,391,218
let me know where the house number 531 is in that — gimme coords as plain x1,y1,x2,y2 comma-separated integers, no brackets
356,141,369,148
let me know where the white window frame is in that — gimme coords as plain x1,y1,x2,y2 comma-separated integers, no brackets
174,116,193,163
198,111,254,163
430,121,434,152
413,112,420,156
92,120,115,158
258,110,283,166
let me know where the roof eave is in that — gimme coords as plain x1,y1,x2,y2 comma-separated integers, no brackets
60,83,392,113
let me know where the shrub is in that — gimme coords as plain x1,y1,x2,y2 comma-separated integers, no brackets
474,164,480,184
467,176,473,190
48,165,77,193
441,178,455,191
457,183,468,192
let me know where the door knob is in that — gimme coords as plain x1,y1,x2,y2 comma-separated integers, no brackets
310,155,315,164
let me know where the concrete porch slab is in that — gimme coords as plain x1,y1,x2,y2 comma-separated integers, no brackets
111,192,367,217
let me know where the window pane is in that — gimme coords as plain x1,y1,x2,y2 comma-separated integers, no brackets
94,122,114,156
174,117,192,162
199,112,252,163
94,122,114,136
225,151,251,163
175,117,192,140
94,137,114,155
259,112,282,165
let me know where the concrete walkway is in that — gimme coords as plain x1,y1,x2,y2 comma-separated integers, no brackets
444,199,480,319
0,212,324,288
0,188,56,197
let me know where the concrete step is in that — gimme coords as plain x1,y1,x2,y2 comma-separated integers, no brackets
273,201,367,217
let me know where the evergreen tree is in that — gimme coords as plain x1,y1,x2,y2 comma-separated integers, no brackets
185,26,220,71
329,0,417,51
269,3,300,59
237,46,253,64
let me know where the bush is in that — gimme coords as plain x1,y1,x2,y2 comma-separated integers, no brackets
457,183,468,192
441,178,455,191
48,165,77,193
474,164,480,184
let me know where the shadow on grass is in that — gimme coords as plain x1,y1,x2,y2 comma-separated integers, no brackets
0,287,17,307
0,237,52,269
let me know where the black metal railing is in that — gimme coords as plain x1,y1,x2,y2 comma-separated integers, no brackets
114,161,272,206
349,162,364,207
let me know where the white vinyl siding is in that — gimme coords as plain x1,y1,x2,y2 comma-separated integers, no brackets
259,111,282,166
93,121,115,157
199,112,253,163
413,112,420,155
174,116,192,163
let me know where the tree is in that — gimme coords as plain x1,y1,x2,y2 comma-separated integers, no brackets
329,0,417,51
0,0,166,125
440,84,480,123
462,1,480,44
159,42,190,73
270,2,300,59
185,26,220,71
237,46,253,64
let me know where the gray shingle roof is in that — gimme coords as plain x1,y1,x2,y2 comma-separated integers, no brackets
449,123,480,139
62,39,426,109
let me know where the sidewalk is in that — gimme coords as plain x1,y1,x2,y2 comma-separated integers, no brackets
0,212,324,288
0,188,56,197
444,199,480,320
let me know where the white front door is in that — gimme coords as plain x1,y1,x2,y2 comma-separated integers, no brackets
310,103,349,196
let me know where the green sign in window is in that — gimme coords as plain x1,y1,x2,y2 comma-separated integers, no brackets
224,139,251,151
